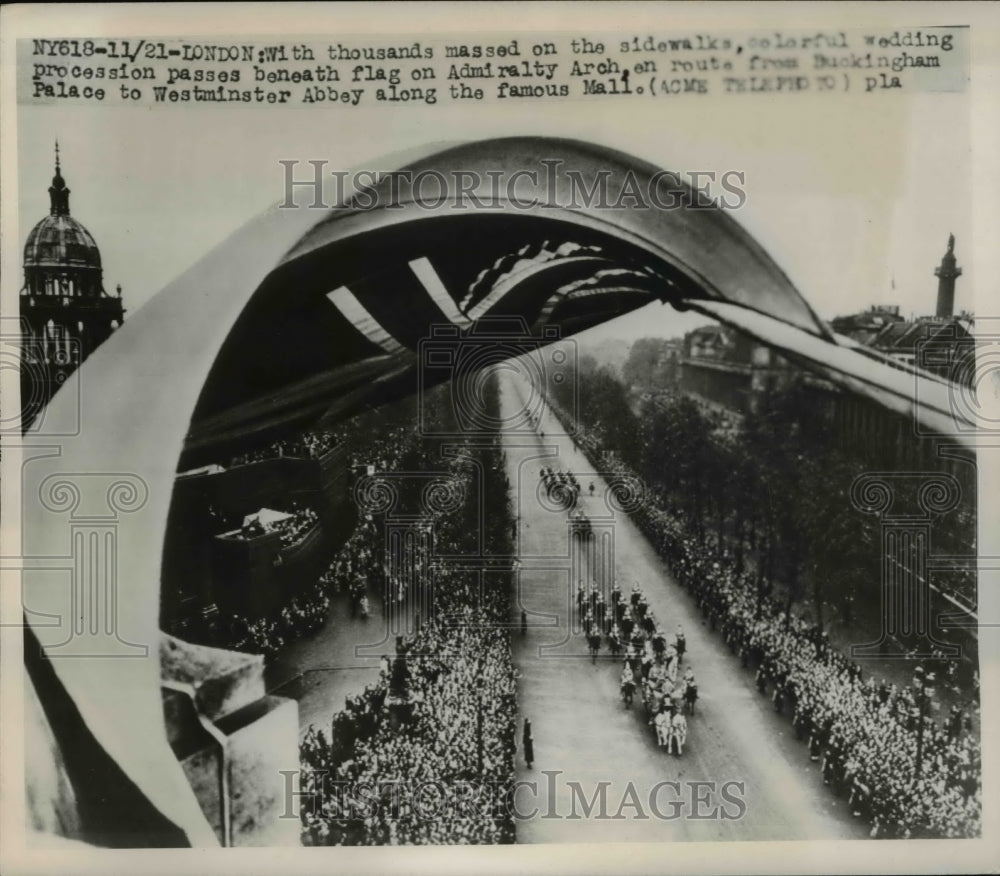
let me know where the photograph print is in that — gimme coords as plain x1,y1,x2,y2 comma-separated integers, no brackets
2,3,996,873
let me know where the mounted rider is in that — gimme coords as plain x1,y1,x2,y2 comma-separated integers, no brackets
652,627,667,657
609,624,622,656
620,664,636,707
674,624,686,661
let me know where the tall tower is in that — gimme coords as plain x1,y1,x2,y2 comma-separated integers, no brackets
20,143,125,427
934,233,962,319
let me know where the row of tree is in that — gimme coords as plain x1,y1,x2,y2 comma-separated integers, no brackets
553,341,977,637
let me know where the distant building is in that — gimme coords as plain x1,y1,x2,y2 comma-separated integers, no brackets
831,237,973,383
674,235,974,465
935,232,962,319
678,324,792,415
20,143,125,427
829,304,904,345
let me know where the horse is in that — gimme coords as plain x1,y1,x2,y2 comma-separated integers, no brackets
668,712,688,756
654,709,671,747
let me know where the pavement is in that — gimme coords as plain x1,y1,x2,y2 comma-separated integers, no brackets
264,587,386,738
500,370,869,842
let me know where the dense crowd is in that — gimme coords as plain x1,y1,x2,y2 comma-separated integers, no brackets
229,504,319,548
677,543,983,839
225,506,379,659
560,402,982,840
210,407,431,654
229,427,348,466
320,514,379,617
228,584,330,658
300,594,518,845
272,506,319,547
298,383,520,845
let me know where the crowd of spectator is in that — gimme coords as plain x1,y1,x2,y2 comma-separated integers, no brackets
227,584,331,659
204,406,432,661
570,413,982,840
228,504,319,547
229,427,348,467
272,506,319,548
180,379,524,844
300,385,519,845
300,592,518,845
321,514,379,617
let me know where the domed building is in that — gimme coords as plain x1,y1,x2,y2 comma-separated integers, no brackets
20,144,125,426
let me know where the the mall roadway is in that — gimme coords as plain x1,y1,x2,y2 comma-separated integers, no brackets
500,370,869,842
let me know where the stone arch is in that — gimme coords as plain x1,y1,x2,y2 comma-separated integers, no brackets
19,136,972,844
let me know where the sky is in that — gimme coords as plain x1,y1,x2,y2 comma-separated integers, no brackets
16,84,971,345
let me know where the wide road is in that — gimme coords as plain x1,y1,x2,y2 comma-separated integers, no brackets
265,587,387,738
500,369,869,842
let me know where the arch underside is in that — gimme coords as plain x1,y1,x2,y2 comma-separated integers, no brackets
184,140,969,465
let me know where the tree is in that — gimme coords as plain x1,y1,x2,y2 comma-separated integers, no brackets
623,337,677,391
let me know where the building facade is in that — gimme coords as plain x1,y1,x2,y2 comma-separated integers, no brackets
20,145,125,427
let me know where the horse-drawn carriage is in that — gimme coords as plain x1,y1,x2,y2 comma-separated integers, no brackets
646,687,692,754
667,712,688,755
607,581,699,755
